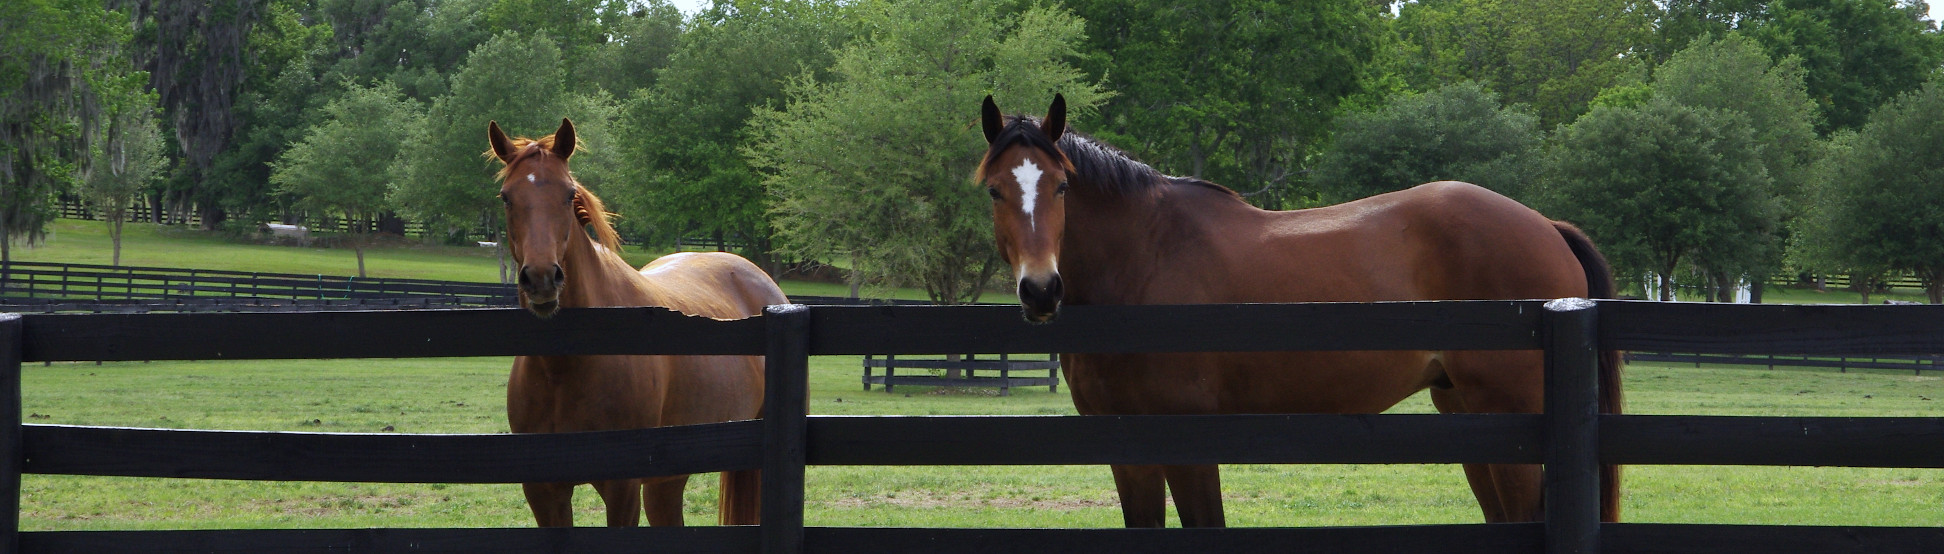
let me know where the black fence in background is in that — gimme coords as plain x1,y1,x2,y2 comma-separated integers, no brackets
0,261,513,306
6,300,1944,553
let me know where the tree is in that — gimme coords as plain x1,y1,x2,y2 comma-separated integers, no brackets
392,31,568,240
1743,0,1943,133
124,0,267,230
1068,0,1388,206
613,0,851,273
573,1,685,96
748,0,1107,304
1540,101,1777,301
0,0,134,260
81,94,167,266
1802,74,1944,303
1310,82,1542,203
1650,33,1818,301
1652,0,1944,134
1394,0,1658,128
271,81,422,277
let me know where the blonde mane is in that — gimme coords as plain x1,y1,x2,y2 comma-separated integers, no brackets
487,134,623,254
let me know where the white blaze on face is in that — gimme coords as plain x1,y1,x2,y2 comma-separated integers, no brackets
526,173,536,184
1010,159,1043,232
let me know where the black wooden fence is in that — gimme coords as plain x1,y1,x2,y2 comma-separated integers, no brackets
0,261,516,305
6,300,1944,553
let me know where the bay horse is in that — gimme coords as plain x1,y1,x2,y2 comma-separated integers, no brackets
976,96,1622,527
489,118,785,527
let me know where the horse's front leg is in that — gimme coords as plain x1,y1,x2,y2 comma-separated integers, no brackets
592,479,644,527
1164,464,1225,527
523,482,576,527
1110,464,1167,527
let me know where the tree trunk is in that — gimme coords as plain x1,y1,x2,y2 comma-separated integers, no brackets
1658,271,1675,302
1855,273,1873,305
1926,270,1943,304
1749,279,1765,304
111,215,124,266
1715,272,1735,303
497,239,511,285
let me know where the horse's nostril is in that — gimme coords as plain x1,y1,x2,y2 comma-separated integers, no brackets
553,265,565,284
517,269,532,287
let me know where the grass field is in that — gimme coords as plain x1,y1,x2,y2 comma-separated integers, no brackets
17,357,1944,530
14,218,1944,530
19,219,937,301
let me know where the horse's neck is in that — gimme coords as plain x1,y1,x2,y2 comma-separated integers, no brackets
1062,182,1248,305
557,229,662,309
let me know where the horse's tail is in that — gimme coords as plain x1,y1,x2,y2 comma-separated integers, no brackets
1554,220,1624,522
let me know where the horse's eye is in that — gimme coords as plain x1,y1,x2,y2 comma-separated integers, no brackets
1056,181,1069,196
499,192,510,205
987,187,1002,200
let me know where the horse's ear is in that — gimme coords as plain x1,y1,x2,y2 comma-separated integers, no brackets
551,118,576,161
1042,93,1067,144
981,95,1003,144
488,121,516,164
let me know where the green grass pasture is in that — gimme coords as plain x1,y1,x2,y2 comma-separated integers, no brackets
19,219,937,301
19,357,1944,530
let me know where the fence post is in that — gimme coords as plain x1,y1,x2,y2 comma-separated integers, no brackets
0,313,21,553
1543,298,1600,554
762,304,810,554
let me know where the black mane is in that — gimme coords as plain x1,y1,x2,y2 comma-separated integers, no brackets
982,115,1239,199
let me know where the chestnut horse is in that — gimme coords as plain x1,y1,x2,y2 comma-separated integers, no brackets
976,96,1622,527
489,118,785,527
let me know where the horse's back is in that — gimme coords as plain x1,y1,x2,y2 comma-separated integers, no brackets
1252,181,1587,302
640,251,788,319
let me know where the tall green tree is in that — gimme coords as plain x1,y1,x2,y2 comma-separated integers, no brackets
1540,101,1776,301
749,0,1107,304
613,0,850,273
1802,74,1944,303
1744,0,1943,133
1394,0,1658,128
1310,82,1542,203
392,31,569,240
1650,33,1818,301
124,0,268,230
1649,0,1944,134
0,0,135,260
81,93,167,267
574,1,685,96
1067,0,1388,207
271,81,422,277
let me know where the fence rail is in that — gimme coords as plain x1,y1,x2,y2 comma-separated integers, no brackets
0,261,515,306
4,300,1944,553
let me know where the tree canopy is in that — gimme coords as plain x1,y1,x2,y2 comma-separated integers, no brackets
1800,74,1944,302
1310,82,1542,203
748,0,1106,304
1541,101,1777,300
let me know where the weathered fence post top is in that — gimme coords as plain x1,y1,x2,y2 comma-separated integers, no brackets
1544,297,1596,313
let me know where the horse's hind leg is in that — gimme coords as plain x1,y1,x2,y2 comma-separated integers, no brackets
1163,464,1225,527
593,478,644,527
642,475,691,526
1110,464,1168,527
522,482,576,527
718,469,761,525
1436,351,1545,522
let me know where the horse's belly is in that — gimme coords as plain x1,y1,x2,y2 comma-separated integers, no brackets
1064,351,1435,415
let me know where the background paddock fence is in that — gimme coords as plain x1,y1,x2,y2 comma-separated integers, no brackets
1626,351,1944,374
0,261,516,306
6,300,1944,552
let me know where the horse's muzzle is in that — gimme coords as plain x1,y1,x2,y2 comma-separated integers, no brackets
1018,273,1063,323
518,263,566,318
